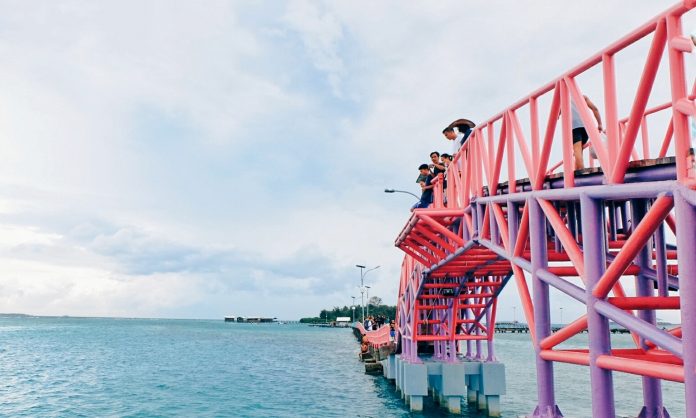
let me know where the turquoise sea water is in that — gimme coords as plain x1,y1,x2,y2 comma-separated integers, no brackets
0,316,686,417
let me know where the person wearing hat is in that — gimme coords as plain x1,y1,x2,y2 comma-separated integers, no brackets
443,118,476,155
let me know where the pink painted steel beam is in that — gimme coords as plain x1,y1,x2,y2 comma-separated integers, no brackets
593,195,674,298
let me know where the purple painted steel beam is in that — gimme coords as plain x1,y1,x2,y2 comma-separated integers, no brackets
476,238,534,273
486,307,495,361
593,300,683,358
580,194,615,418
477,179,677,205
490,203,499,246
632,199,665,416
674,189,696,417
653,222,669,297
529,197,562,417
609,202,618,242
537,269,586,302
509,201,520,251
475,323,483,360
605,250,680,291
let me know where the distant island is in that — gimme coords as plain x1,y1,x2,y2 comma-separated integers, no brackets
300,303,396,324
224,316,277,323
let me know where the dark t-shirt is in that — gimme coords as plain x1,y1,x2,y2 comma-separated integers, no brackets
420,174,434,203
432,165,446,177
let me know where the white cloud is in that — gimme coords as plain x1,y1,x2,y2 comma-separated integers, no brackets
283,0,346,97
0,0,685,320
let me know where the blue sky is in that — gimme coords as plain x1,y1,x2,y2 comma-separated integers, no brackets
0,0,684,320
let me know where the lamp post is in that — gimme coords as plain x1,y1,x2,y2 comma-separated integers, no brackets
356,264,380,322
384,188,420,200
513,306,517,323
351,296,356,322
560,307,564,325
366,286,371,318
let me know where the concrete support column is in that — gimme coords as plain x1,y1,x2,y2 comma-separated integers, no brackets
581,194,615,418
487,395,502,417
409,395,423,411
477,391,487,410
468,374,480,404
446,396,461,414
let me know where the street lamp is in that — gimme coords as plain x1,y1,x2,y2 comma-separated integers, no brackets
351,296,357,322
384,188,420,200
560,307,564,325
366,286,371,318
512,306,517,323
356,264,380,322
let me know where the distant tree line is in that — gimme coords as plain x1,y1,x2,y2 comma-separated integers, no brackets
299,297,396,323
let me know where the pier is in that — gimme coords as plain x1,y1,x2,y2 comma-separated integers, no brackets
494,321,632,334
363,1,696,416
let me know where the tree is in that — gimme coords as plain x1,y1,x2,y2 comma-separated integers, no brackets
368,296,382,306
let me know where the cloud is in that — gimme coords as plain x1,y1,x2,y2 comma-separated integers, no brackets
282,0,346,97
0,0,685,320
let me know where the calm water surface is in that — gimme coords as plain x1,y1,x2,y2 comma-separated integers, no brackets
0,317,686,417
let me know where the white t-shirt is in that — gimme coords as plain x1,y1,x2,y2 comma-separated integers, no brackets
452,132,465,155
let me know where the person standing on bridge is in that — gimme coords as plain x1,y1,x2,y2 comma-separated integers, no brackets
570,95,603,170
412,164,435,210
442,118,476,155
429,151,446,177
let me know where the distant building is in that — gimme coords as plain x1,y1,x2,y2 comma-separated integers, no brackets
335,317,351,327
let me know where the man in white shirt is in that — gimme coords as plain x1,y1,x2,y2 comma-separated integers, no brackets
442,118,476,156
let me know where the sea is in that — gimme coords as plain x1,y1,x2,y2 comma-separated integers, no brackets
0,316,686,417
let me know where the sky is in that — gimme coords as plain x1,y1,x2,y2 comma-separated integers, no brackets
0,0,686,320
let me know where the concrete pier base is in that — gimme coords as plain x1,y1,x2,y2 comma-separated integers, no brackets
409,395,423,411
487,396,501,417
468,374,480,404
447,396,462,414
383,354,397,380
382,354,506,416
478,391,488,410
468,386,478,404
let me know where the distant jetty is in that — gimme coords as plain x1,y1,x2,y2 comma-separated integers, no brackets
224,316,277,323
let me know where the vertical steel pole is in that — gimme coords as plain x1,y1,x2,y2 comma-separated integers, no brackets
567,201,577,238
529,197,561,417
465,303,473,358
632,199,666,417
360,268,365,323
486,303,495,361
654,223,668,297
475,324,482,360
675,189,696,417
580,194,615,418
508,201,519,250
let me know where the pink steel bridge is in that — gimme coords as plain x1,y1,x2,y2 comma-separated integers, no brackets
364,1,696,416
